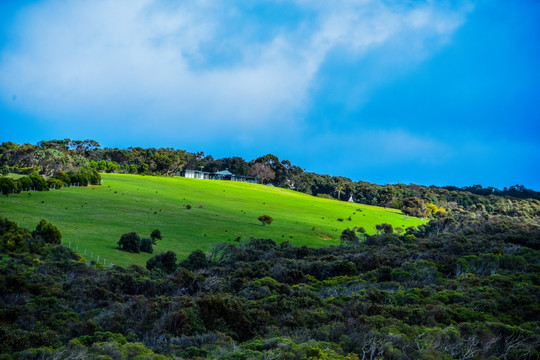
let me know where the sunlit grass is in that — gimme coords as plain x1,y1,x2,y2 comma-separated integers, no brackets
1,173,426,267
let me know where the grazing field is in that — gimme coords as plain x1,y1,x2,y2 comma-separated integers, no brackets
1,174,426,267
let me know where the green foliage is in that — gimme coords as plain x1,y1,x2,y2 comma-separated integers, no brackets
257,214,274,226
0,217,34,253
33,219,62,245
0,167,100,197
146,251,177,273
4,140,540,212
2,142,540,359
28,172,49,191
402,197,430,217
150,229,162,242
1,218,540,359
140,238,153,254
375,223,393,234
0,177,17,195
118,232,141,253
76,331,127,346
339,228,359,246
79,166,101,185
329,260,358,277
180,249,209,270
46,178,64,189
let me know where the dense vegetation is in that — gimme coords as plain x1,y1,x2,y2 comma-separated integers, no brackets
1,208,539,359
0,167,101,195
1,139,539,359
1,140,539,220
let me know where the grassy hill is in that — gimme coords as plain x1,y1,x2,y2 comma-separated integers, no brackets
1,174,426,267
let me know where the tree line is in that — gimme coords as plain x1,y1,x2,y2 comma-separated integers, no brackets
2,140,539,219
0,167,101,195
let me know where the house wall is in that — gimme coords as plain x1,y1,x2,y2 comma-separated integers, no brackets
180,170,257,183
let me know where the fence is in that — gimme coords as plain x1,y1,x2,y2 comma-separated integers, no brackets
62,240,115,268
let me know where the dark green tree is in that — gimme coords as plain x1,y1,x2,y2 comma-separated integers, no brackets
376,223,394,234
53,171,71,185
257,215,274,226
150,229,162,244
33,219,62,244
28,172,48,191
79,167,101,185
335,184,343,200
0,177,16,195
18,176,33,191
117,232,141,253
339,228,359,246
402,197,430,217
180,249,209,270
146,251,177,273
140,238,153,254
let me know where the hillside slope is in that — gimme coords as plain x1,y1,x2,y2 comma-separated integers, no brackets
1,174,425,266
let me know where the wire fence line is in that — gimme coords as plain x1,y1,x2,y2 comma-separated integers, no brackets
62,240,115,268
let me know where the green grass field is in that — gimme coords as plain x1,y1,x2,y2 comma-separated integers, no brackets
1,174,426,267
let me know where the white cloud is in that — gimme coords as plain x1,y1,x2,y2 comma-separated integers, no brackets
0,0,471,141
304,129,453,167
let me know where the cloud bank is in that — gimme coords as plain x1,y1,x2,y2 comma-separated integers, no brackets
0,0,471,141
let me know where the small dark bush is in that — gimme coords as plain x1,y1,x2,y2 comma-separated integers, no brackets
118,232,141,253
146,251,177,273
140,238,153,253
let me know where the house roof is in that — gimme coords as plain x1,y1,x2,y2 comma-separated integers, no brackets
214,170,234,176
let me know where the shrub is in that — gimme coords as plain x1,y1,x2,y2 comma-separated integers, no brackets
117,232,141,253
79,167,101,185
150,229,162,243
180,249,209,270
402,197,430,217
29,172,48,191
375,223,393,234
140,238,153,254
329,260,358,277
0,177,16,195
18,176,34,191
340,228,359,246
53,171,71,184
33,219,62,244
248,238,277,251
47,178,64,189
146,251,177,273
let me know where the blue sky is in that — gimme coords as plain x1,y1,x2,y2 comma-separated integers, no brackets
1,0,539,189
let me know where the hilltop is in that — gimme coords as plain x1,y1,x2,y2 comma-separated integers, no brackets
2,140,539,221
